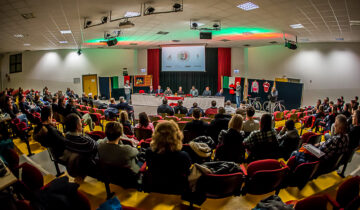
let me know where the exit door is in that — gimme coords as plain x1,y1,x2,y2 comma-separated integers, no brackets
82,74,98,97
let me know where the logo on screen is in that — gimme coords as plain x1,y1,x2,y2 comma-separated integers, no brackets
177,51,189,61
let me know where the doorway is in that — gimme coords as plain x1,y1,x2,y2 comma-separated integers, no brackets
82,74,98,97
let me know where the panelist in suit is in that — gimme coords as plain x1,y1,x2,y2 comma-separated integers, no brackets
177,86,184,95
202,86,211,96
164,87,173,95
149,85,155,94
155,85,163,94
189,86,199,97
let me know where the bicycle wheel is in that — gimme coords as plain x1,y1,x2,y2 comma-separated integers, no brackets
279,104,285,112
263,101,269,112
254,101,262,111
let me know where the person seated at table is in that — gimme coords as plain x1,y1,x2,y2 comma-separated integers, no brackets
184,108,209,136
224,100,236,114
33,106,66,158
189,86,199,97
205,100,218,116
177,86,184,95
97,121,140,174
215,89,223,97
155,85,163,94
149,85,155,94
202,86,211,96
278,119,300,159
157,99,174,116
135,112,154,132
187,102,205,117
242,106,259,134
174,100,188,115
164,87,173,95
119,111,133,135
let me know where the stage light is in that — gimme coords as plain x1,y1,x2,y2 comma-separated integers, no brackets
24,43,31,46
192,22,198,28
14,34,24,38
173,3,182,11
213,23,220,28
77,49,82,55
124,11,140,17
290,24,304,29
145,6,155,14
101,16,108,24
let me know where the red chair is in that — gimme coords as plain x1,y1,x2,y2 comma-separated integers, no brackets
181,117,193,122
177,121,187,131
333,176,360,209
300,115,315,135
286,156,320,190
139,90,145,94
301,132,316,144
242,159,289,195
87,131,106,140
13,121,33,156
283,110,290,116
2,148,20,173
273,111,284,121
165,116,179,121
139,138,152,148
148,115,162,122
307,134,322,145
90,113,105,131
134,128,153,141
293,195,334,210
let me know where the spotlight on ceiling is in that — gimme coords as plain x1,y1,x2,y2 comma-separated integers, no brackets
145,6,155,15
192,22,198,28
77,49,82,55
190,19,221,31
101,16,108,24
86,20,92,27
213,23,220,28
173,3,182,12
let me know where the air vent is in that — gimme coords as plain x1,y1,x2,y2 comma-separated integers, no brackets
157,31,169,35
269,41,278,44
172,40,180,42
243,44,251,47
220,39,230,42
129,43,138,45
21,13,35,19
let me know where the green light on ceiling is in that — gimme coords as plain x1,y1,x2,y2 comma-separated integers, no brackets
213,27,276,36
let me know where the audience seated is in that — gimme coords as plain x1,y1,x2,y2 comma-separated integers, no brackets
224,100,236,114
33,106,66,158
277,120,300,159
97,122,140,174
242,106,260,136
349,110,360,150
51,97,59,114
92,95,107,109
184,108,209,137
119,111,133,135
215,114,246,163
341,103,352,118
19,95,39,113
66,98,94,131
4,95,28,125
105,98,118,119
157,99,174,116
57,97,67,116
244,113,280,162
144,120,191,193
187,102,205,117
135,112,154,132
207,107,231,145
205,100,218,116
116,97,133,113
174,100,188,115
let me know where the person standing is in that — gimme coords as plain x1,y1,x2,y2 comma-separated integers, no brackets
235,82,241,108
124,81,131,103
269,86,278,114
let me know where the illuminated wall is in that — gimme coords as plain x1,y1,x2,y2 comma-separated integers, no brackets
1,49,138,94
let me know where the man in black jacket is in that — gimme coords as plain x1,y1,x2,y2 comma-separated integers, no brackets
278,119,300,159
208,107,231,145
157,98,174,116
184,108,209,137
174,100,188,115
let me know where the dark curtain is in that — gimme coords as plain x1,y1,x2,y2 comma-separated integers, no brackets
99,77,110,99
159,48,218,95
217,48,231,91
147,49,160,88
276,82,303,110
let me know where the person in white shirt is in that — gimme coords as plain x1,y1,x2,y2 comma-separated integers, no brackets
242,106,260,134
124,81,131,103
224,100,236,114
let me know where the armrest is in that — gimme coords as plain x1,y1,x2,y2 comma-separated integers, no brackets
239,164,247,176
140,162,147,173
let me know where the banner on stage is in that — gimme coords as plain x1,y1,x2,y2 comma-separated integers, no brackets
134,75,152,87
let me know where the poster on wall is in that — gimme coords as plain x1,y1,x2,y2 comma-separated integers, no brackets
134,75,152,87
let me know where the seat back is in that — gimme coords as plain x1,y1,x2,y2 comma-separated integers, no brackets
245,159,289,195
295,195,330,210
134,128,153,141
177,121,187,131
175,113,186,118
181,117,193,122
307,135,322,145
87,131,106,140
98,161,138,189
197,172,245,198
164,116,179,122
336,176,360,209
288,161,320,189
301,132,316,144
17,162,44,191
149,115,161,122
183,130,200,144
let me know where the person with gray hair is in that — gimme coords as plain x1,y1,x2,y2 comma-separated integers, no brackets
124,80,131,103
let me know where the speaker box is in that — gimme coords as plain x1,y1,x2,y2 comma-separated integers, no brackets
107,39,118,47
200,32,212,39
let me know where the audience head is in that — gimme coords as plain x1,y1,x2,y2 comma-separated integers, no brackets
218,107,225,114
205,86,210,91
179,86,182,91
225,100,231,106
58,97,65,106
119,111,128,124
192,108,201,119
272,86,276,92
344,103,351,112
34,94,40,101
69,98,76,106
353,110,360,126
162,98,168,105
246,106,255,118
94,95,98,100
151,120,183,154
138,112,150,127
41,106,53,122
285,119,295,130
337,98,342,105
316,99,321,106
355,96,359,101
66,113,81,133
228,114,243,132
19,95,25,102
192,102,198,108
105,122,123,142
318,105,324,112
119,97,125,103
52,97,58,104
110,98,115,104
260,113,272,132
334,114,347,135
341,96,344,101
178,100,183,106
6,96,12,106
211,100,216,107
329,101,334,106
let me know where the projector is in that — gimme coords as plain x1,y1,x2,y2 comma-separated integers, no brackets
119,20,135,29
285,40,297,50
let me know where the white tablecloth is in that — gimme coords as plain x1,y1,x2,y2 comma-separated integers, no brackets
131,94,225,109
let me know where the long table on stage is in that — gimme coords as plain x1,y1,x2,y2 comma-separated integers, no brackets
131,94,225,109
